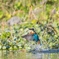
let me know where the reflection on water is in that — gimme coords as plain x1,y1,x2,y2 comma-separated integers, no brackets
0,50,59,59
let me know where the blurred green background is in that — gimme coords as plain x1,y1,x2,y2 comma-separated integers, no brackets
0,0,59,50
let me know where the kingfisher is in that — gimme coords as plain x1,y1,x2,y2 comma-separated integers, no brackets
22,28,41,45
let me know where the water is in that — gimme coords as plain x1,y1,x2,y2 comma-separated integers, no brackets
0,50,59,59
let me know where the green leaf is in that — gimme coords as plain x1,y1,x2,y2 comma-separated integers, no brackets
52,21,57,27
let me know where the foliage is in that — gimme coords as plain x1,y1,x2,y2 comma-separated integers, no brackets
0,0,59,50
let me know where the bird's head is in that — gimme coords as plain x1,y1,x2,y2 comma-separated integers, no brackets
29,28,36,34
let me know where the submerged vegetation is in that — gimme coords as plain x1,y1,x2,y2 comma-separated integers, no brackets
0,0,59,50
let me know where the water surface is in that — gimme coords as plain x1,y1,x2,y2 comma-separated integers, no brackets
0,50,59,59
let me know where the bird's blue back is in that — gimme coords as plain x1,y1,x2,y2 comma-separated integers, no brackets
33,33,41,45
